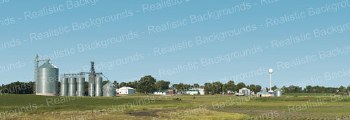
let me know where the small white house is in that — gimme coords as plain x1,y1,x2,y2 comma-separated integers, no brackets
116,87,135,95
238,88,251,96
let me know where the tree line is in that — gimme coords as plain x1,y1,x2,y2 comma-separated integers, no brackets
204,81,262,95
281,85,350,95
1,75,350,95
0,81,34,94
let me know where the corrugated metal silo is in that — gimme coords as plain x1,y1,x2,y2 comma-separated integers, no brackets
88,77,95,96
88,61,96,96
274,89,282,97
36,60,58,96
68,77,77,96
103,81,115,97
60,77,68,96
95,75,103,96
77,75,85,96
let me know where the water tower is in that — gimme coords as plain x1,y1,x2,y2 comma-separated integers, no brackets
268,68,273,93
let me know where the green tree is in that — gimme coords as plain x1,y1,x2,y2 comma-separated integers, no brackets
282,85,302,93
212,81,223,94
255,85,262,93
184,84,191,90
175,83,185,93
248,84,256,93
204,83,214,95
224,80,235,92
281,86,287,93
236,82,246,90
193,84,200,88
271,85,278,90
172,84,178,89
113,81,119,88
127,81,138,88
338,86,347,95
119,82,127,88
305,85,312,93
137,75,156,94
155,80,170,91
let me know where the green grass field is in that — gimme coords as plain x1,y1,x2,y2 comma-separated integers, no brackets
0,94,349,120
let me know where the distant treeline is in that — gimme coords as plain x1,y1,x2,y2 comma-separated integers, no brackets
203,81,350,95
0,81,34,94
281,85,350,95
113,76,350,95
1,76,350,95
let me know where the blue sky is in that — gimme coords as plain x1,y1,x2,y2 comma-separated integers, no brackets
1,0,350,88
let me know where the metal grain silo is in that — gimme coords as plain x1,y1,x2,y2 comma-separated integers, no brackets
68,77,77,96
88,61,96,96
95,75,103,96
103,81,115,97
77,75,85,96
36,60,58,96
274,89,282,97
88,76,95,96
88,83,95,96
60,77,68,96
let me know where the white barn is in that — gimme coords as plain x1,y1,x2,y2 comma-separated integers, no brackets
116,87,135,95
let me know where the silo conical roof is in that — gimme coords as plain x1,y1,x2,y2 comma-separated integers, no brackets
39,60,58,69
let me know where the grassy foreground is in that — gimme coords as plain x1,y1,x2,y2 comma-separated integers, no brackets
0,94,349,120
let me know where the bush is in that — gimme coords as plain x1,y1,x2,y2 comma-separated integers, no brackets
172,98,182,101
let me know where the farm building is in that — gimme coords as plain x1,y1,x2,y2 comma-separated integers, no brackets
116,87,135,95
237,88,251,96
257,91,272,97
185,88,205,95
274,89,282,97
257,89,274,97
197,88,205,95
167,89,175,95
154,89,176,95
153,91,167,95
185,90,199,95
